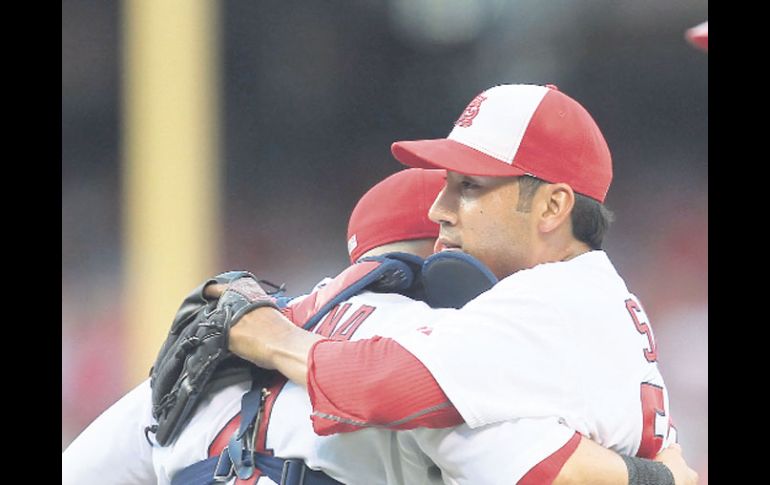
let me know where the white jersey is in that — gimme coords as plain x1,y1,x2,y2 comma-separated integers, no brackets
397,418,575,485
392,250,677,458
62,379,157,485
62,291,576,485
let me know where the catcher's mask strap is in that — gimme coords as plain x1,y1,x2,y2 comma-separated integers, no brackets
293,255,418,331
213,452,235,481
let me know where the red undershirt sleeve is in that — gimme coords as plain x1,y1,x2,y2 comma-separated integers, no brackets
306,336,464,435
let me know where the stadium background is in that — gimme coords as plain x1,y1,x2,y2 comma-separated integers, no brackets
62,0,708,480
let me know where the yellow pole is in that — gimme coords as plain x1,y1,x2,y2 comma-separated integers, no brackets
122,0,220,387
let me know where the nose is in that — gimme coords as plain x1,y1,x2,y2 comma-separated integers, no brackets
428,186,457,226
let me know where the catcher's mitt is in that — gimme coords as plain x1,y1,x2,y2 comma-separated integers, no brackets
148,271,281,446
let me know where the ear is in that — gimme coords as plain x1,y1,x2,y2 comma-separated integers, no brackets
536,183,575,234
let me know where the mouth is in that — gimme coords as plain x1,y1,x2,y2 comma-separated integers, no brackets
434,238,462,253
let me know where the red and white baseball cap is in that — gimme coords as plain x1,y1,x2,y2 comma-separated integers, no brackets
391,84,613,203
685,21,708,52
347,168,445,263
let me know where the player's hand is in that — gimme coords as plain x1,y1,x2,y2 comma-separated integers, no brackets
203,282,228,299
202,277,290,369
654,443,699,485
149,272,280,446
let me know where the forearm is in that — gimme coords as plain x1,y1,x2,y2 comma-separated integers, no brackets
552,436,628,485
553,436,685,485
228,307,323,386
229,309,464,434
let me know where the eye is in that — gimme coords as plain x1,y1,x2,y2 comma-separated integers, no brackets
460,179,480,190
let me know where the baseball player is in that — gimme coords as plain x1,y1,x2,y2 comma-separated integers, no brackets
62,168,693,485
212,85,696,484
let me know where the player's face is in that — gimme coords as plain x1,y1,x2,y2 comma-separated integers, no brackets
429,172,537,279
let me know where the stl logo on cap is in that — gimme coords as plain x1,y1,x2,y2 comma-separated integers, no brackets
454,93,488,128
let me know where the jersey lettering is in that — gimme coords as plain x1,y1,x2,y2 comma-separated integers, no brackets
637,382,672,458
332,305,376,340
625,298,658,362
314,303,352,338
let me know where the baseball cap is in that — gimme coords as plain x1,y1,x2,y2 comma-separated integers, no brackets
685,21,708,52
347,168,445,263
391,84,613,203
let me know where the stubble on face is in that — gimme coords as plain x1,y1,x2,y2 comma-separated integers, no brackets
433,173,535,279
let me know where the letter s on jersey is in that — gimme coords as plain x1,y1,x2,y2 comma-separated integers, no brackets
625,298,657,363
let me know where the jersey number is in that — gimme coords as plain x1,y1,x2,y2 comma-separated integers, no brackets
638,382,672,458
626,298,675,457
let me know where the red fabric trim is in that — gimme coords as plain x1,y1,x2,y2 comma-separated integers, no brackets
254,379,289,453
208,413,241,457
288,262,381,326
307,337,463,436
234,476,259,485
518,432,582,485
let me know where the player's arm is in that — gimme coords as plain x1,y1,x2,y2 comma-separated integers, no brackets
222,290,699,485
401,420,695,485
227,305,321,385
204,274,463,435
228,301,463,434
553,437,697,485
227,307,699,484
227,305,464,430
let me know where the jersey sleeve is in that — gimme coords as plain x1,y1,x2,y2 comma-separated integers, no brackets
62,379,157,485
307,336,463,435
391,278,580,429
304,279,581,433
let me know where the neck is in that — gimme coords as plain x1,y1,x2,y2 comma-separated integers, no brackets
561,241,593,262
533,238,592,267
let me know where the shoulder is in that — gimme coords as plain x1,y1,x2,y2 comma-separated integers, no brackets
500,250,622,291
472,251,627,315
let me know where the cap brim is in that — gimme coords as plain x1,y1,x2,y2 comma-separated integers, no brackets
392,139,527,177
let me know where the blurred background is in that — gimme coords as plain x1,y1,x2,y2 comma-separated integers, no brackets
62,0,707,480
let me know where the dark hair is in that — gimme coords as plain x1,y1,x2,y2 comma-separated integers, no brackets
516,175,614,249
